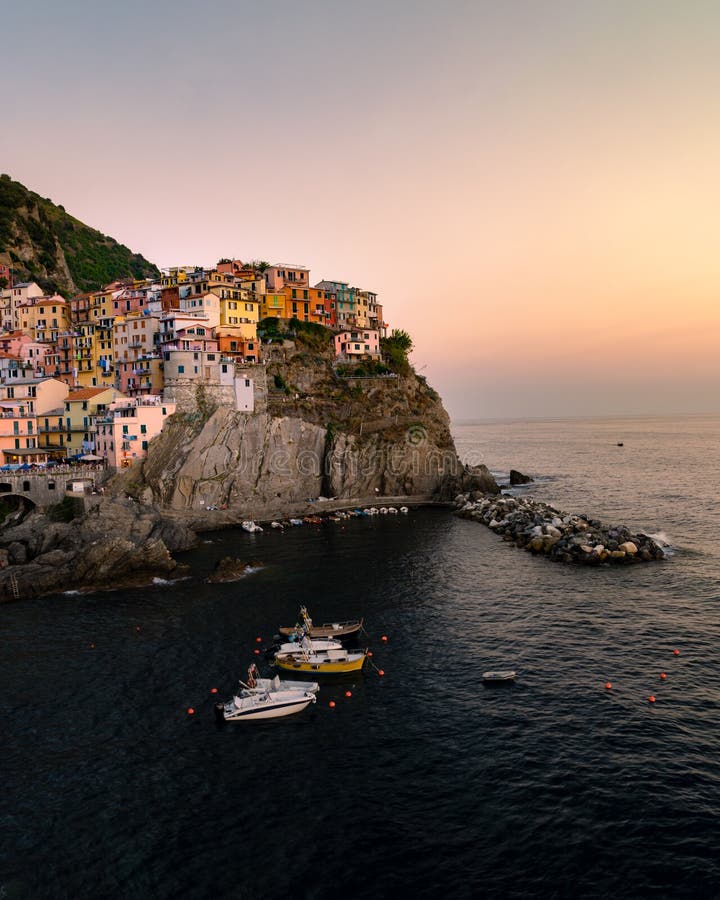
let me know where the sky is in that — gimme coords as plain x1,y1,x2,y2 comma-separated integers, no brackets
3,0,720,419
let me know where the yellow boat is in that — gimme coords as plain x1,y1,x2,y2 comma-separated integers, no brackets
273,642,368,675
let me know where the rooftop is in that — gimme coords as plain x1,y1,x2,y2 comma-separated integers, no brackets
67,387,117,401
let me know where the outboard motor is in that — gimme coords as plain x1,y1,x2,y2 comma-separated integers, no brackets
214,702,226,724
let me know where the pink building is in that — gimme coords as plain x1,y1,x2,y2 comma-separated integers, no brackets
334,329,380,360
94,396,176,470
265,264,310,292
0,399,38,464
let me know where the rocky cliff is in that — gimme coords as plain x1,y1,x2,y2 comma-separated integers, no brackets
0,174,159,295
122,340,498,527
0,497,196,602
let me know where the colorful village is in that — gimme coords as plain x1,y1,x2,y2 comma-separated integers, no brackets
0,257,387,470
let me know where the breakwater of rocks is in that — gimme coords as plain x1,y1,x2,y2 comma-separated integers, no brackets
454,493,666,564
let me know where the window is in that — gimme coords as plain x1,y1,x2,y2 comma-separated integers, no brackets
162,408,166,415
141,440,148,451
122,425,129,435
14,438,20,448
141,424,147,434
178,365,185,374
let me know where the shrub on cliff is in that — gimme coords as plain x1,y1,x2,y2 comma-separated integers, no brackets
381,329,414,375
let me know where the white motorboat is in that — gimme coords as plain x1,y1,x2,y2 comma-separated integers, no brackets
215,688,316,722
400,506,409,514
289,518,304,526
388,507,398,514
273,635,343,659
242,664,319,696
270,521,284,530
242,520,263,533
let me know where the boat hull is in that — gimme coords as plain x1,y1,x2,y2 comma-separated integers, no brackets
277,621,363,640
221,694,315,721
274,654,366,675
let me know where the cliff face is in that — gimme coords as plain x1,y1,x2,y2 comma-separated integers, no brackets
128,342,496,525
0,174,159,295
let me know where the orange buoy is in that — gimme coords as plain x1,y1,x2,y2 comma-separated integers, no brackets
253,649,260,655
255,637,262,643
210,687,218,694
673,648,680,656
660,673,667,681
648,695,656,703
367,651,373,658
329,701,336,708
381,635,388,642
378,669,385,677
345,690,352,698
605,682,612,690
187,707,195,715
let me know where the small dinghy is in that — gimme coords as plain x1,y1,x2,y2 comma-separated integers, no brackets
482,670,517,684
242,520,263,533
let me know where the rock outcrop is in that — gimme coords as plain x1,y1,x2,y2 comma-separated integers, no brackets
0,497,196,602
454,493,665,565
125,345,477,526
509,469,534,485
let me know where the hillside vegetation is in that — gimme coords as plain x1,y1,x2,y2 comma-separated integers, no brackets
0,174,159,295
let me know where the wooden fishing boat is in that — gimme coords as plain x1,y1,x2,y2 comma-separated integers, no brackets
278,605,364,640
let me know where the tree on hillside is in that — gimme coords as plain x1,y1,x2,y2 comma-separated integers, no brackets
381,329,414,375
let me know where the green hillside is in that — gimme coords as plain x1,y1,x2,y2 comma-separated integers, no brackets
0,174,159,296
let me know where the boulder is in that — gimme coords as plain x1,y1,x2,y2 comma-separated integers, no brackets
509,469,534,485
618,541,638,555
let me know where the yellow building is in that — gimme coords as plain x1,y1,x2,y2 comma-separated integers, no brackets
19,296,71,343
62,386,125,458
218,292,260,341
260,292,289,320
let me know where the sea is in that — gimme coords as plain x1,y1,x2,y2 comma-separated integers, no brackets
1,414,719,900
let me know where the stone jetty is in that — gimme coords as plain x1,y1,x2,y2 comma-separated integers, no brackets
454,493,665,564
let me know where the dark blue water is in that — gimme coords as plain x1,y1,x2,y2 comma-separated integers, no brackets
2,415,719,899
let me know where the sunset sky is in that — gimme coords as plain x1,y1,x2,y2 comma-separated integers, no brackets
4,0,720,418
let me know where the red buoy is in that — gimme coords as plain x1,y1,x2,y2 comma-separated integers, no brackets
135,626,141,633
210,687,218,694
660,673,667,681
253,649,260,655
187,707,195,715
255,637,262,643
673,649,680,656
378,669,385,677
345,690,352,698
329,701,336,708
367,651,373,658
381,635,388,642
605,682,612,690
648,695,656,703
90,643,95,649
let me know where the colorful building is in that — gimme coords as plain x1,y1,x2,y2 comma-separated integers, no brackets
62,386,124,459
265,264,310,292
333,329,380,361
315,280,355,329
94,396,176,469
